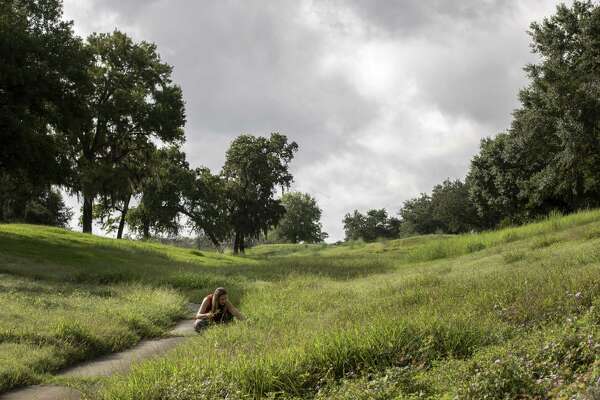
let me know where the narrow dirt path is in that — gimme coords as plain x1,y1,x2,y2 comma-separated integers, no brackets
0,303,200,400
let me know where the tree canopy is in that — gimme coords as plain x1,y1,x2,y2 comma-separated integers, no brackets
70,31,185,234
0,0,87,224
468,1,600,224
125,146,189,239
272,192,326,243
0,0,87,184
343,209,400,242
222,133,298,253
181,167,232,249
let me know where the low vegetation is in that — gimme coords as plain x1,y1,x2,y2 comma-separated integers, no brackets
0,224,255,393
1,210,600,398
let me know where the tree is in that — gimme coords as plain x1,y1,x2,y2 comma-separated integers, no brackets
126,147,189,240
399,194,440,235
0,172,72,227
93,148,153,238
23,189,73,228
181,167,232,249
222,133,298,254
273,192,325,243
519,1,600,211
430,179,480,233
69,31,185,234
0,0,88,219
342,208,400,242
342,210,366,241
468,1,600,226
467,134,530,227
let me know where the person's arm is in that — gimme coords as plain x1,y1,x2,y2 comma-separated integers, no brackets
225,300,245,321
194,297,213,320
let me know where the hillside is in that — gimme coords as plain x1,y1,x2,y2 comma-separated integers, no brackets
1,210,600,398
0,224,254,393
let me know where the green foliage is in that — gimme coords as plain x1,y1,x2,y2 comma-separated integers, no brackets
222,133,298,253
467,133,527,227
22,189,73,228
181,167,232,248
523,1,600,210
342,208,400,242
430,179,480,234
468,1,600,225
272,192,325,244
0,0,86,227
0,0,87,187
126,147,189,240
399,194,440,235
397,179,482,237
92,144,165,239
0,173,72,228
69,30,186,233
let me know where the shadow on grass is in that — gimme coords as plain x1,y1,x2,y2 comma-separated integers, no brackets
0,230,395,310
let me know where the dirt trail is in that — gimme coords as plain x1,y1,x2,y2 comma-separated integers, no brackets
0,303,200,400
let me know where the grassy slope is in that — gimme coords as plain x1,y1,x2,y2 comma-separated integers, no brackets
95,210,600,399
2,210,600,398
0,224,254,392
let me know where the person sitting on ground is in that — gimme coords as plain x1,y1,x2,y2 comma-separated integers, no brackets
194,287,245,332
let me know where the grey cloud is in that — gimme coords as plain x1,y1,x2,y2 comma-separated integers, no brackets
325,0,557,129
333,0,518,39
77,1,379,170
63,0,562,240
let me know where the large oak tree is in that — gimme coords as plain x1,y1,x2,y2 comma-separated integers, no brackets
70,31,185,233
0,0,88,222
222,133,298,254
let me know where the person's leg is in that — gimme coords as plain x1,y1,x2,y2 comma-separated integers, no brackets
194,319,210,332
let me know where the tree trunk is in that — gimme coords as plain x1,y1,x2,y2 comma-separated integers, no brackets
239,234,245,254
116,195,131,239
206,231,221,250
82,191,94,234
143,221,150,240
233,231,240,255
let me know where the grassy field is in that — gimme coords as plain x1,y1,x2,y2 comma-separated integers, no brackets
0,224,256,392
2,210,600,398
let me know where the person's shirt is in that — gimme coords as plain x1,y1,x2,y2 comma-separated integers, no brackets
196,294,230,323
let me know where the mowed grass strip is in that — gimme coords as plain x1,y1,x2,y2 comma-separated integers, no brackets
95,210,600,399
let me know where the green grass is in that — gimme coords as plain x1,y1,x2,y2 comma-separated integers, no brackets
2,209,600,398
0,224,256,392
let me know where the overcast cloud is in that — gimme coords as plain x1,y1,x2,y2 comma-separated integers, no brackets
62,0,561,241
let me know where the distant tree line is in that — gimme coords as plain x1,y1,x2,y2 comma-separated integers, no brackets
0,0,328,253
344,1,600,242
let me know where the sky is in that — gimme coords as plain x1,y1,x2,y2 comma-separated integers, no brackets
62,0,562,242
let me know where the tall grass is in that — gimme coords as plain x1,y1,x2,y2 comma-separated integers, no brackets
95,209,600,399
2,209,600,397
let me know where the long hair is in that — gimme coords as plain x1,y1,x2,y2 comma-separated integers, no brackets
211,287,228,314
